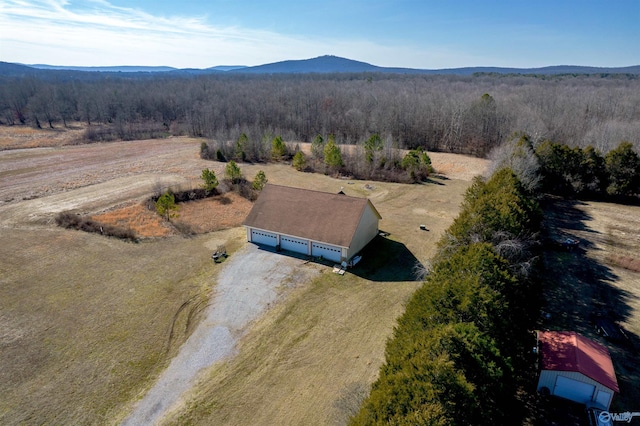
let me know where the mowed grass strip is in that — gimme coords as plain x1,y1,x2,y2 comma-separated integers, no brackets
0,226,244,425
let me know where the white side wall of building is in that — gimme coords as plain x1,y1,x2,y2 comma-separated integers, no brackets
537,370,614,410
346,203,380,259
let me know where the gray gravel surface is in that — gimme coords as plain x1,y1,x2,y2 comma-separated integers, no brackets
122,243,317,426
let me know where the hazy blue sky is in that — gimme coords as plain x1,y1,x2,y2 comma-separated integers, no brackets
1,0,638,68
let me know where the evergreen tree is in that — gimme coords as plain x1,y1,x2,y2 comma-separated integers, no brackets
364,134,383,163
292,150,306,171
200,168,219,192
155,191,178,221
605,141,640,197
252,170,268,190
311,134,325,160
225,160,243,183
235,133,248,162
323,136,343,170
271,135,287,160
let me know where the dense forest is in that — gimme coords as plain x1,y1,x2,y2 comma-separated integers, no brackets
1,73,639,157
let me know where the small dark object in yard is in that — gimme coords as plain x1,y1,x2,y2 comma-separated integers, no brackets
560,237,579,251
212,245,227,262
348,255,362,268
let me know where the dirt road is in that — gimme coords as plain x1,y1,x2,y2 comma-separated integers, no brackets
121,243,319,425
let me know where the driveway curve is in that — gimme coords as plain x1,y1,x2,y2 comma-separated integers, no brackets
122,243,317,426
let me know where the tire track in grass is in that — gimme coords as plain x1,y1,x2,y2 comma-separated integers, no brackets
122,244,317,425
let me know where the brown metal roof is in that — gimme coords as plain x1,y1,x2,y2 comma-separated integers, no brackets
538,331,619,392
243,184,381,248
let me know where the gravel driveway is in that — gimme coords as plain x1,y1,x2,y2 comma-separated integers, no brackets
122,243,318,426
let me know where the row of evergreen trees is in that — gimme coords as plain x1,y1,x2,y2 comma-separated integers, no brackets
203,133,435,183
490,134,640,201
536,140,640,199
351,168,542,425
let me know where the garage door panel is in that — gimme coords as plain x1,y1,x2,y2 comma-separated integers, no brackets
594,390,611,409
280,236,308,255
553,375,595,404
251,230,277,247
311,243,341,262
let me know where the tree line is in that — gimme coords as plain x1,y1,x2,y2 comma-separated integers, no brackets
351,168,543,425
489,134,640,200
1,73,638,156
202,133,434,183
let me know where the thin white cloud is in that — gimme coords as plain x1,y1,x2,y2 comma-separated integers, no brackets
0,1,266,65
0,0,484,68
1,0,325,66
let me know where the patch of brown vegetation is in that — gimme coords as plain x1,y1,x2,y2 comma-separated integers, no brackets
607,255,640,273
90,193,253,239
91,203,172,238
173,192,253,234
429,152,489,181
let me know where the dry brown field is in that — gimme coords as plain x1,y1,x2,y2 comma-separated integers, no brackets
1,124,638,425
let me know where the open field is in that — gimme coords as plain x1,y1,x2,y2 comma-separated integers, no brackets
0,127,486,424
0,124,86,150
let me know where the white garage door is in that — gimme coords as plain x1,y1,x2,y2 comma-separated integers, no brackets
311,242,342,262
280,236,308,255
553,375,595,404
251,230,277,247
594,390,612,409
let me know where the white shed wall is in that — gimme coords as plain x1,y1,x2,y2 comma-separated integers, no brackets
537,370,615,410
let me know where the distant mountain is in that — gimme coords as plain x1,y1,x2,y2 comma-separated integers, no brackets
0,62,44,77
235,55,382,73
437,64,640,76
1,56,639,79
233,56,640,75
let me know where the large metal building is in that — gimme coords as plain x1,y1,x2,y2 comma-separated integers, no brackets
243,184,381,263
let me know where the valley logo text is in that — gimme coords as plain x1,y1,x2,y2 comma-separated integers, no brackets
599,411,640,423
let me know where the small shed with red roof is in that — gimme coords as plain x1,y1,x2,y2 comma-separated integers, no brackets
537,331,619,410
